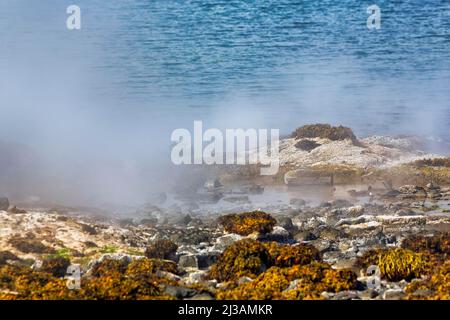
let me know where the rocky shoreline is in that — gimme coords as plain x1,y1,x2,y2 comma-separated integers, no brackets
0,125,449,300
0,179,448,300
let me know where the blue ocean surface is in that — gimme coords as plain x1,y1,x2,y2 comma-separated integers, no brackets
0,0,449,144
0,0,449,204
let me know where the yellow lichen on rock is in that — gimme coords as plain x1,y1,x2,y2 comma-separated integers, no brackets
208,239,270,282
217,262,358,300
406,260,450,300
357,248,429,282
263,242,321,268
217,211,276,236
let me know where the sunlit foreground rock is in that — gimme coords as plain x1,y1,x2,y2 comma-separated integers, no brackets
0,206,448,300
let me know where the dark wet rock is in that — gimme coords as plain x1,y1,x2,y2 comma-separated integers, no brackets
79,223,98,235
258,226,292,243
164,285,198,299
184,293,214,300
0,197,9,211
383,190,401,197
320,201,332,208
56,215,69,222
8,235,55,254
178,254,198,269
40,256,71,277
170,228,214,245
84,241,98,248
295,139,321,152
0,251,19,265
276,216,295,232
197,253,219,269
145,239,178,261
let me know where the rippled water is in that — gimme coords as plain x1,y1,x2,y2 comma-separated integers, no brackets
1,0,450,139
0,1,449,205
